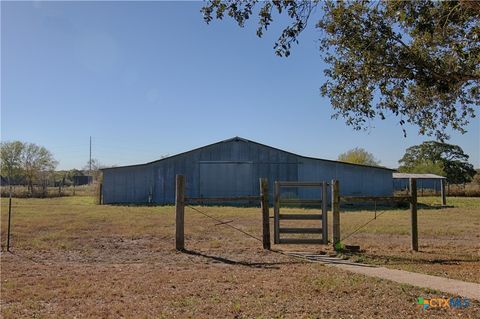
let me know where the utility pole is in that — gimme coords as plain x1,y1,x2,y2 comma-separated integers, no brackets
89,136,92,183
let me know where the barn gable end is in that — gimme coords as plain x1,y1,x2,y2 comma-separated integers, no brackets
101,137,394,204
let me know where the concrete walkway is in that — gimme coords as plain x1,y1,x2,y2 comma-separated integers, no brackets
287,253,480,301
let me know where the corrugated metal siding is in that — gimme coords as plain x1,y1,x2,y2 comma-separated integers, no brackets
199,162,253,197
297,159,392,199
102,139,393,204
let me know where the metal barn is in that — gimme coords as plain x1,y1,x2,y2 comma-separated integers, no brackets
101,137,394,204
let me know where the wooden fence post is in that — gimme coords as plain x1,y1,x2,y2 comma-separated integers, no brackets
440,178,446,206
322,181,328,244
98,183,103,205
6,191,12,252
273,181,280,244
410,178,418,252
260,178,271,250
175,175,185,251
332,179,340,250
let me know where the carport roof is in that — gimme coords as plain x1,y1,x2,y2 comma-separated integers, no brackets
393,173,446,179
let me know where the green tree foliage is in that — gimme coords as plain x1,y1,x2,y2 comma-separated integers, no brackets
1,141,58,193
398,160,445,176
337,147,380,166
21,143,58,193
398,141,476,184
201,0,479,140
0,141,25,188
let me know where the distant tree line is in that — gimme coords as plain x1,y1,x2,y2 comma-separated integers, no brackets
338,141,477,187
0,141,105,197
1,141,58,195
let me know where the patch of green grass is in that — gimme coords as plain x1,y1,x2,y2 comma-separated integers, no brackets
418,196,480,208
231,301,242,315
334,202,480,237
3,196,478,251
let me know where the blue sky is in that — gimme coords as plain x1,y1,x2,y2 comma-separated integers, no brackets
2,1,479,170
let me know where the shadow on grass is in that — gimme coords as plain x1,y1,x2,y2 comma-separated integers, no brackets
181,249,304,269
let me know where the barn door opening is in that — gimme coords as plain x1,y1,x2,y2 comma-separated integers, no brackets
199,162,254,198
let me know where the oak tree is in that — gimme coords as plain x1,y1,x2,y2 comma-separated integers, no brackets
0,141,25,191
202,0,479,140
22,143,58,194
398,141,476,184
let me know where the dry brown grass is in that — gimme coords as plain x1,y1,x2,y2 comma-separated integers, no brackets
0,184,98,198
1,196,479,318
335,197,480,283
447,183,480,197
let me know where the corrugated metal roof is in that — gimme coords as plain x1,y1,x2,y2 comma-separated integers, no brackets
393,173,445,179
101,136,396,171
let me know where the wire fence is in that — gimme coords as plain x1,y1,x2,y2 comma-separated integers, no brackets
186,205,263,243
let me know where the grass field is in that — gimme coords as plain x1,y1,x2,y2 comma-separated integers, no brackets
339,196,480,283
1,196,479,318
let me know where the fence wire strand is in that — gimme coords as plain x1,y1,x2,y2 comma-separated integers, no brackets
186,205,263,243
340,201,388,243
